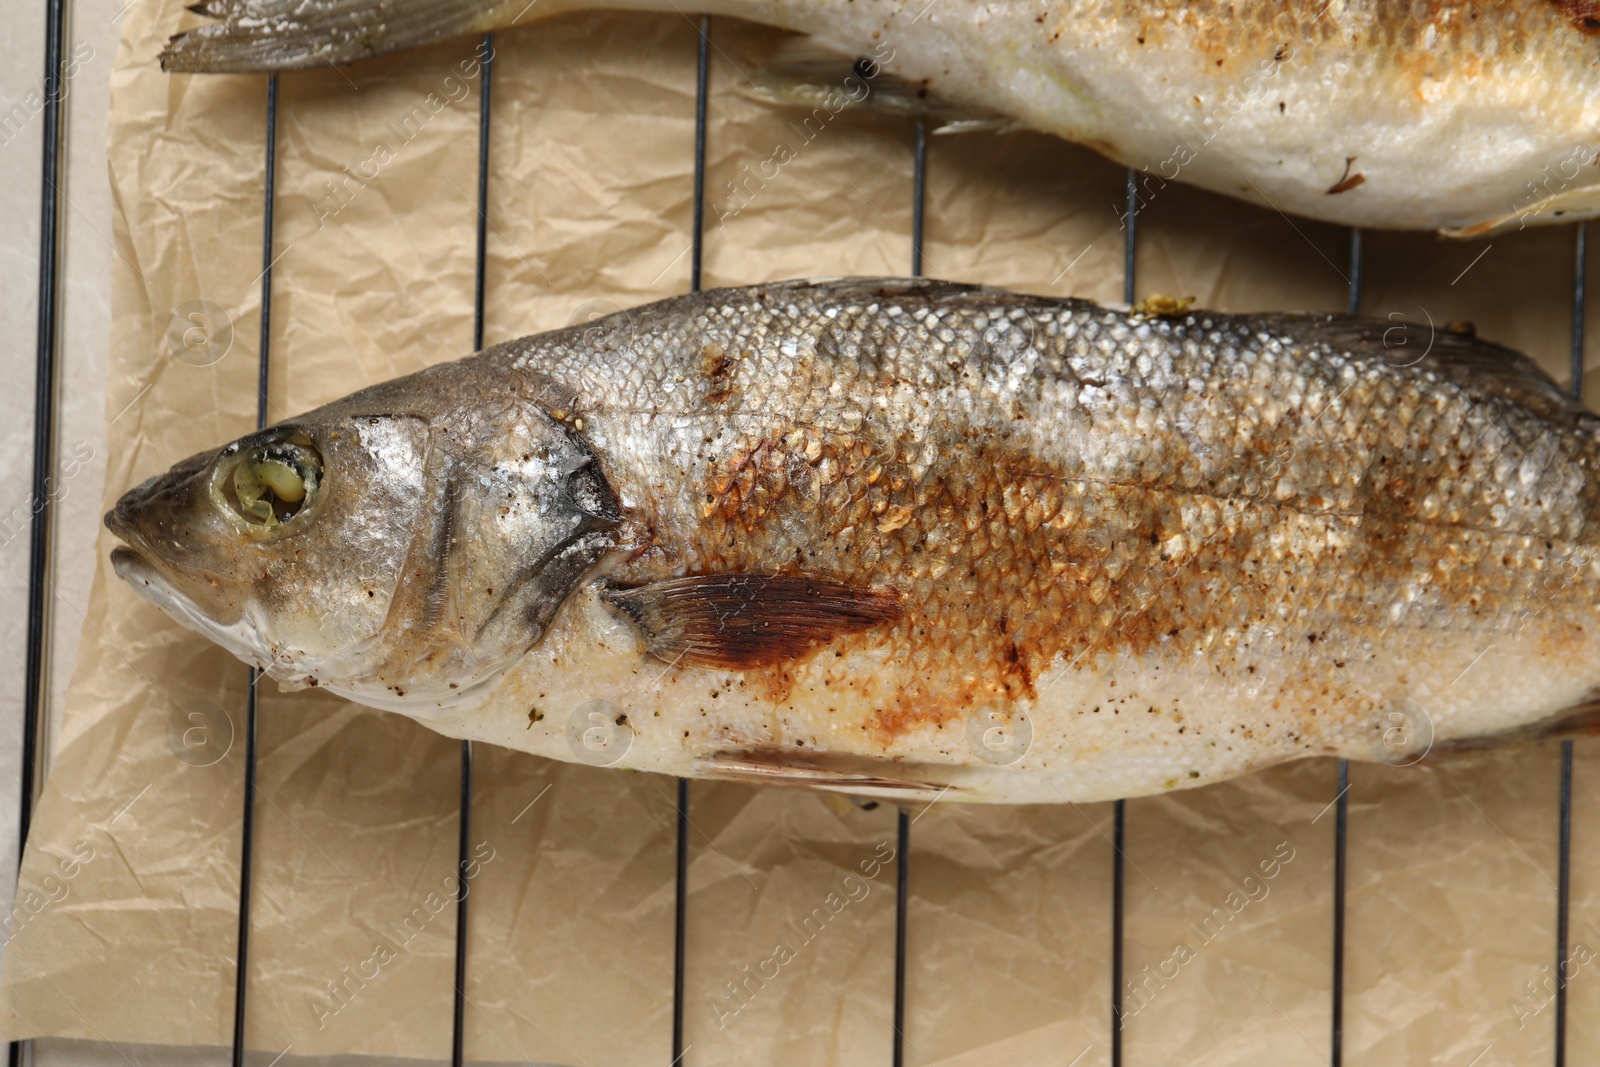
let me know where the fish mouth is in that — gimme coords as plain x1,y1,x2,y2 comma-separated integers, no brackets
108,544,205,623
104,506,196,611
108,543,268,669
108,543,151,581
104,460,240,626
103,495,139,546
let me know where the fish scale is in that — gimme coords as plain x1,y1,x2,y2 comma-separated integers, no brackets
505,280,1600,788
107,279,1600,802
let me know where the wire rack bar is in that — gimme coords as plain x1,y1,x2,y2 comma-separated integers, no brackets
911,121,926,278
1555,219,1586,1067
472,35,494,359
1557,749,1573,1067
449,32,495,1067
1330,756,1349,1067
12,1,70,1064
452,738,474,1066
1122,169,1137,307
1572,225,1587,393
20,0,67,870
1329,225,1361,1067
1109,800,1125,1060
690,17,709,293
1346,229,1362,317
231,72,279,1067
1108,165,1138,1066
672,778,690,1062
892,807,911,1067
890,118,928,1067
671,19,712,1065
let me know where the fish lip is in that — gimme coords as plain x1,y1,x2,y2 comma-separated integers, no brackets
109,545,263,667
108,542,236,623
104,502,139,546
103,468,177,549
105,501,169,572
109,544,192,619
109,544,165,593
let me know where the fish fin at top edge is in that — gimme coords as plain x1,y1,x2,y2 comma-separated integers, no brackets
1261,312,1593,428
1426,697,1600,759
602,573,901,671
731,33,1015,134
1440,183,1600,239
698,748,958,799
162,0,507,73
748,280,1585,429
735,275,1072,311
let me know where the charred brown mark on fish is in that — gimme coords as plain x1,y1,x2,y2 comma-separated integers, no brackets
590,282,1600,745
675,431,1093,736
1550,0,1600,34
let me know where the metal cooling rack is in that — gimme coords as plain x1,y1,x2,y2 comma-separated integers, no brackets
10,8,1592,1066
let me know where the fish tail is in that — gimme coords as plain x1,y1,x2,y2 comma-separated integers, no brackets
161,0,529,73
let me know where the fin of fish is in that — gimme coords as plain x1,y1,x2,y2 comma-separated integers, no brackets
603,573,900,670
1428,698,1600,757
1423,330,1593,427
1442,184,1600,240
731,34,1017,134
698,748,955,798
162,0,504,73
767,281,1582,427
1267,311,1592,428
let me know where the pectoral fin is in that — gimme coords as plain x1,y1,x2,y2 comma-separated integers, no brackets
603,573,900,670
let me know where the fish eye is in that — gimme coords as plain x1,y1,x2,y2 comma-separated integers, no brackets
223,437,322,527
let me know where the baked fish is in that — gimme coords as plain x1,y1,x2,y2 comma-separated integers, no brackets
160,0,1600,234
106,279,1600,803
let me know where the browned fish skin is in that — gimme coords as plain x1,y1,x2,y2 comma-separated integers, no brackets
517,280,1600,760
107,279,1600,801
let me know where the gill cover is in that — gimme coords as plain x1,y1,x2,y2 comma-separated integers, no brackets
364,403,623,709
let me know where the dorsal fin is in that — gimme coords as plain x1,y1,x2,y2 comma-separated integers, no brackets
737,284,1590,431
1422,329,1590,426
1260,313,1593,428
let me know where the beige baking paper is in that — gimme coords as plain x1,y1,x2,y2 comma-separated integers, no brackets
2,1,1600,1063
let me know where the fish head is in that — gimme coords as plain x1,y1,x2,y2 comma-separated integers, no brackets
105,362,623,709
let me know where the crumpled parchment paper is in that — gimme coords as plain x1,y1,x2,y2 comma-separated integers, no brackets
3,1,1600,1063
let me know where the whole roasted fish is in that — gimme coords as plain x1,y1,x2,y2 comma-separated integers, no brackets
161,0,1600,234
106,279,1600,803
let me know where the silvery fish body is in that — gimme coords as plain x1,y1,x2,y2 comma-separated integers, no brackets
162,0,1600,233
107,279,1600,803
